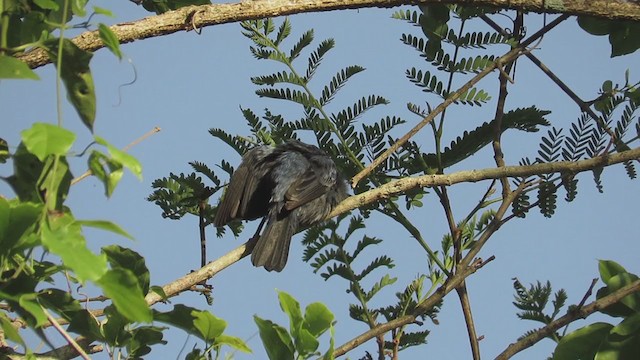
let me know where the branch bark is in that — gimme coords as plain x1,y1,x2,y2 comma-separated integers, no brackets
17,0,640,69
495,279,640,360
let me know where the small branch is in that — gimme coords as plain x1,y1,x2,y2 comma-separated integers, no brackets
457,283,482,360
577,278,599,309
43,308,90,360
332,257,495,358
495,279,640,360
70,126,161,185
351,13,569,187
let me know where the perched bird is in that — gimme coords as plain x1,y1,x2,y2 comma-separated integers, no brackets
214,140,349,272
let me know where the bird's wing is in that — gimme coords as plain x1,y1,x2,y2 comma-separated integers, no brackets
283,169,328,211
214,146,273,226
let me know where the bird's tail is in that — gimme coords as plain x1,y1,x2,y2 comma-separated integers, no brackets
251,209,298,272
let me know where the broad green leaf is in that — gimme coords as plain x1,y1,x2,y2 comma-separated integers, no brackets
37,155,72,211
5,143,44,202
254,316,295,360
278,290,303,337
47,38,96,131
98,23,123,60
97,268,152,323
71,0,88,16
88,150,124,197
102,304,132,346
0,312,25,346
595,330,640,360
304,302,334,337
154,305,226,342
611,312,640,337
128,326,167,358
553,322,612,360
0,55,40,80
77,220,133,240
67,309,103,340
296,327,319,356
34,0,59,9
18,293,48,327
101,245,150,294
193,310,227,341
215,334,252,353
93,6,114,16
95,136,143,180
149,285,168,301
599,260,628,285
41,215,108,283
0,201,41,258
597,272,640,317
21,123,76,161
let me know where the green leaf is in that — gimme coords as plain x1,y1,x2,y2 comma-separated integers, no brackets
19,293,48,327
37,155,72,211
553,322,613,360
149,286,168,301
304,302,334,337
102,304,132,346
193,310,227,341
0,200,41,260
215,334,252,353
71,0,88,16
21,123,76,161
41,214,108,283
154,305,227,342
278,291,303,337
597,272,640,316
96,268,152,323
0,312,25,346
595,329,640,360
254,316,295,360
611,312,640,337
46,38,96,131
34,0,60,10
101,245,150,294
92,6,114,16
88,150,124,197
599,260,628,285
0,55,40,80
98,23,123,60
95,136,143,180
128,326,167,358
77,220,133,240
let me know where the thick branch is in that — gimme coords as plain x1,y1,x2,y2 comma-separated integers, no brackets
18,0,640,69
495,279,640,360
145,147,640,304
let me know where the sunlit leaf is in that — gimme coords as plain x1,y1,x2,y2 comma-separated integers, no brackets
0,55,40,80
97,268,152,323
21,123,76,161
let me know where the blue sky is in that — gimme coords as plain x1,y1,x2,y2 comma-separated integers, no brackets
1,1,639,359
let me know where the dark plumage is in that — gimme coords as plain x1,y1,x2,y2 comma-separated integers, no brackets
213,140,349,272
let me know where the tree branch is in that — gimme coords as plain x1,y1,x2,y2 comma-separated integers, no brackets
17,0,640,69
146,146,640,304
495,279,640,360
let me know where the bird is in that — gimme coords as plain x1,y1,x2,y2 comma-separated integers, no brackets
213,140,349,272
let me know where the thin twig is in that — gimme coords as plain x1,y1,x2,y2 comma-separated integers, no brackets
70,126,161,185
495,279,640,360
577,278,599,309
43,308,91,360
457,284,481,360
351,13,569,187
332,257,495,358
